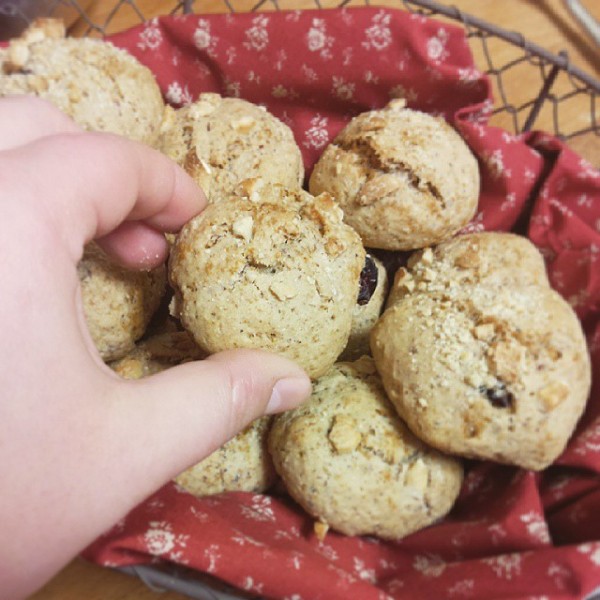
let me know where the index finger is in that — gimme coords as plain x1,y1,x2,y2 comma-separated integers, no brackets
3,131,206,262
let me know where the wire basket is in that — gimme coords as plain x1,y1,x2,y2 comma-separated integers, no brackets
1,0,598,164
3,2,598,598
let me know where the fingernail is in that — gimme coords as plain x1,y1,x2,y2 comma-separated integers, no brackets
267,376,312,414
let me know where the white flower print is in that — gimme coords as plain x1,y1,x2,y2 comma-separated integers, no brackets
342,47,353,66
332,76,355,100
577,193,592,208
482,554,522,580
548,197,574,218
284,595,303,600
362,11,392,51
231,531,266,547
137,18,162,51
244,15,269,51
461,211,485,234
427,28,450,63
303,114,329,150
576,243,599,266
316,543,339,561
247,70,261,85
413,554,446,577
448,579,475,597
240,494,275,522
577,158,600,180
225,46,237,65
520,512,551,544
143,521,189,562
524,168,537,183
488,523,508,545
165,82,193,107
272,84,289,98
242,576,264,594
363,70,380,84
274,526,300,540
204,544,221,573
301,63,318,82
482,148,511,179
548,562,572,590
577,543,600,566
389,84,418,103
353,557,377,583
458,67,481,87
193,19,218,57
500,192,517,212
306,18,334,59
274,49,287,71
573,416,600,455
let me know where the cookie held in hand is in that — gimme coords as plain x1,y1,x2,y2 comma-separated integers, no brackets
169,178,365,379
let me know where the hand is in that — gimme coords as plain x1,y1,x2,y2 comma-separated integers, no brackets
0,96,311,599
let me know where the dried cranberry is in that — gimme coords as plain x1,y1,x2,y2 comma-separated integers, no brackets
479,382,514,409
357,255,378,305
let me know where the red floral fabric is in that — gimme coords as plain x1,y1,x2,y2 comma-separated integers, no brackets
84,8,600,599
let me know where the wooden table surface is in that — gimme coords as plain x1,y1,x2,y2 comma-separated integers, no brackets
28,1,599,599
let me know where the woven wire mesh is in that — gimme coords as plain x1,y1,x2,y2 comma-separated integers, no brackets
3,0,599,149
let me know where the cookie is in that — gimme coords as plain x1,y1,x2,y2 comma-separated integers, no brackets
371,285,591,470
0,19,165,144
110,331,206,378
169,178,365,379
158,93,304,203
175,416,275,497
112,334,274,497
78,243,166,362
309,99,480,250
388,232,549,307
339,254,388,361
269,357,463,539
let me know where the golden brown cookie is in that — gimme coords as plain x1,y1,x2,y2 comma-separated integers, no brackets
269,357,463,539
0,19,165,144
371,285,591,470
387,232,549,307
158,93,304,202
79,243,166,362
112,332,275,497
309,99,479,250
169,178,365,379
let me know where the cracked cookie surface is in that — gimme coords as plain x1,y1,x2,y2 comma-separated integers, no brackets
169,179,365,379
268,357,463,539
158,93,304,203
308,99,480,250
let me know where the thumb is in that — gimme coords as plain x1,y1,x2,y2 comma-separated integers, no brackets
103,348,311,502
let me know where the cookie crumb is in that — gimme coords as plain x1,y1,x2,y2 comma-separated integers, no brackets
328,415,362,454
538,381,569,410
232,214,254,241
314,521,329,541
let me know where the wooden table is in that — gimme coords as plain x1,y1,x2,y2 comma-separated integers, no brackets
28,1,599,599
